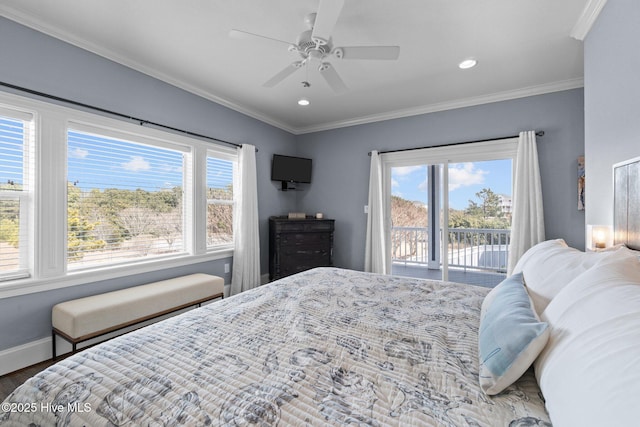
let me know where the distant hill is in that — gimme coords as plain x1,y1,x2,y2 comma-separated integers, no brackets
391,195,427,227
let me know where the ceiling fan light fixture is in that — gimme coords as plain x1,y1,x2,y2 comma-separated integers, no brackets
458,58,478,69
298,98,310,106
231,0,398,94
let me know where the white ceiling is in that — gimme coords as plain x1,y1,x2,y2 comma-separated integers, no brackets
1,0,591,134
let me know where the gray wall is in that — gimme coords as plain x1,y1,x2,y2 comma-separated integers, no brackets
296,89,586,270
584,0,640,229
0,16,587,352
0,17,297,350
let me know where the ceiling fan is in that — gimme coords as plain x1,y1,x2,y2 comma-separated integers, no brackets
229,0,400,93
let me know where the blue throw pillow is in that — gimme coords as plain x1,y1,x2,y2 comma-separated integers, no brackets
478,272,549,395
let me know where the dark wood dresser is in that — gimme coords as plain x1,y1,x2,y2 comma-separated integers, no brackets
269,216,334,281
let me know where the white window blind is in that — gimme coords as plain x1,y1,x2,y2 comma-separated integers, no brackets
206,154,235,248
67,128,186,270
0,112,32,281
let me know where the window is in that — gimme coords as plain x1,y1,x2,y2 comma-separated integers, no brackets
0,91,239,296
206,153,235,248
0,109,33,281
67,127,188,270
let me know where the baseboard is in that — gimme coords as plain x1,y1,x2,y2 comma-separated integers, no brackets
0,337,51,376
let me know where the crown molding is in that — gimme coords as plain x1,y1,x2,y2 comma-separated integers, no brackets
294,78,585,134
570,0,608,41
1,6,586,137
0,7,298,134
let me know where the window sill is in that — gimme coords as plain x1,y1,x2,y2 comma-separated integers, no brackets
0,249,233,299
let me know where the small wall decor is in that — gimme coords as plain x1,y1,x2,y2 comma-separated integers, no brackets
578,155,585,211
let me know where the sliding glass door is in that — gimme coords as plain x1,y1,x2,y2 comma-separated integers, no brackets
389,164,443,280
383,139,517,287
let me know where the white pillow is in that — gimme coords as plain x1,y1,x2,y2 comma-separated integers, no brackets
512,238,568,275
514,239,625,314
534,250,640,427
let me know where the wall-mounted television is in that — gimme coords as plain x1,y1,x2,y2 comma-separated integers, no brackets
271,154,312,190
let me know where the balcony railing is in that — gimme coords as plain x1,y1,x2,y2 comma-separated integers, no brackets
392,226,511,273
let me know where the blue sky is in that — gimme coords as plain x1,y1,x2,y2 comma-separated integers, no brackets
67,130,184,191
1,122,232,194
0,117,24,187
67,130,235,194
4,118,507,206
391,159,512,210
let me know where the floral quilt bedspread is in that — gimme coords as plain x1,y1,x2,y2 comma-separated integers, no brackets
0,267,550,426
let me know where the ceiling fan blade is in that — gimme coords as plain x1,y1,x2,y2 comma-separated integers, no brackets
334,46,400,60
229,29,294,48
311,0,345,45
263,62,303,88
319,62,348,93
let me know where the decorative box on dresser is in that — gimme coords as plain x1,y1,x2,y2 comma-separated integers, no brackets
269,216,335,281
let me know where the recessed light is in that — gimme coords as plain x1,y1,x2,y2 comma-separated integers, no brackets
298,98,310,106
458,58,477,69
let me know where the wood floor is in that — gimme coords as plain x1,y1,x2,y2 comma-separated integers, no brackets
0,359,60,402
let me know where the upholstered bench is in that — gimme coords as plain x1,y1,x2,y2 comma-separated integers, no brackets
51,273,224,359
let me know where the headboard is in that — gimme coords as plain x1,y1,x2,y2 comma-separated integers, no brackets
614,157,640,250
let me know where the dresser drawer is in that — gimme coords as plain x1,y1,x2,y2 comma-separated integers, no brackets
279,246,331,257
279,252,332,275
279,232,332,246
274,220,335,233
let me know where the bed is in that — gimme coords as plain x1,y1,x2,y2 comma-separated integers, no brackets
1,267,550,426
3,158,640,427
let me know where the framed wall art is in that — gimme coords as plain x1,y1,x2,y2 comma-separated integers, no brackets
578,155,585,211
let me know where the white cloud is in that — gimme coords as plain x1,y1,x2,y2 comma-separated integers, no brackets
69,148,89,159
392,165,425,177
393,165,426,192
122,156,151,172
448,162,487,191
159,163,182,173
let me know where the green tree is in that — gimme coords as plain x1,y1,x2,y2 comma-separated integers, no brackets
464,200,483,218
148,188,181,212
0,218,19,247
66,182,188,258
67,207,106,261
470,188,502,219
207,185,233,243
449,210,480,229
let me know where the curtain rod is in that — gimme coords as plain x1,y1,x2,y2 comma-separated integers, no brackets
0,81,257,152
368,131,544,156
